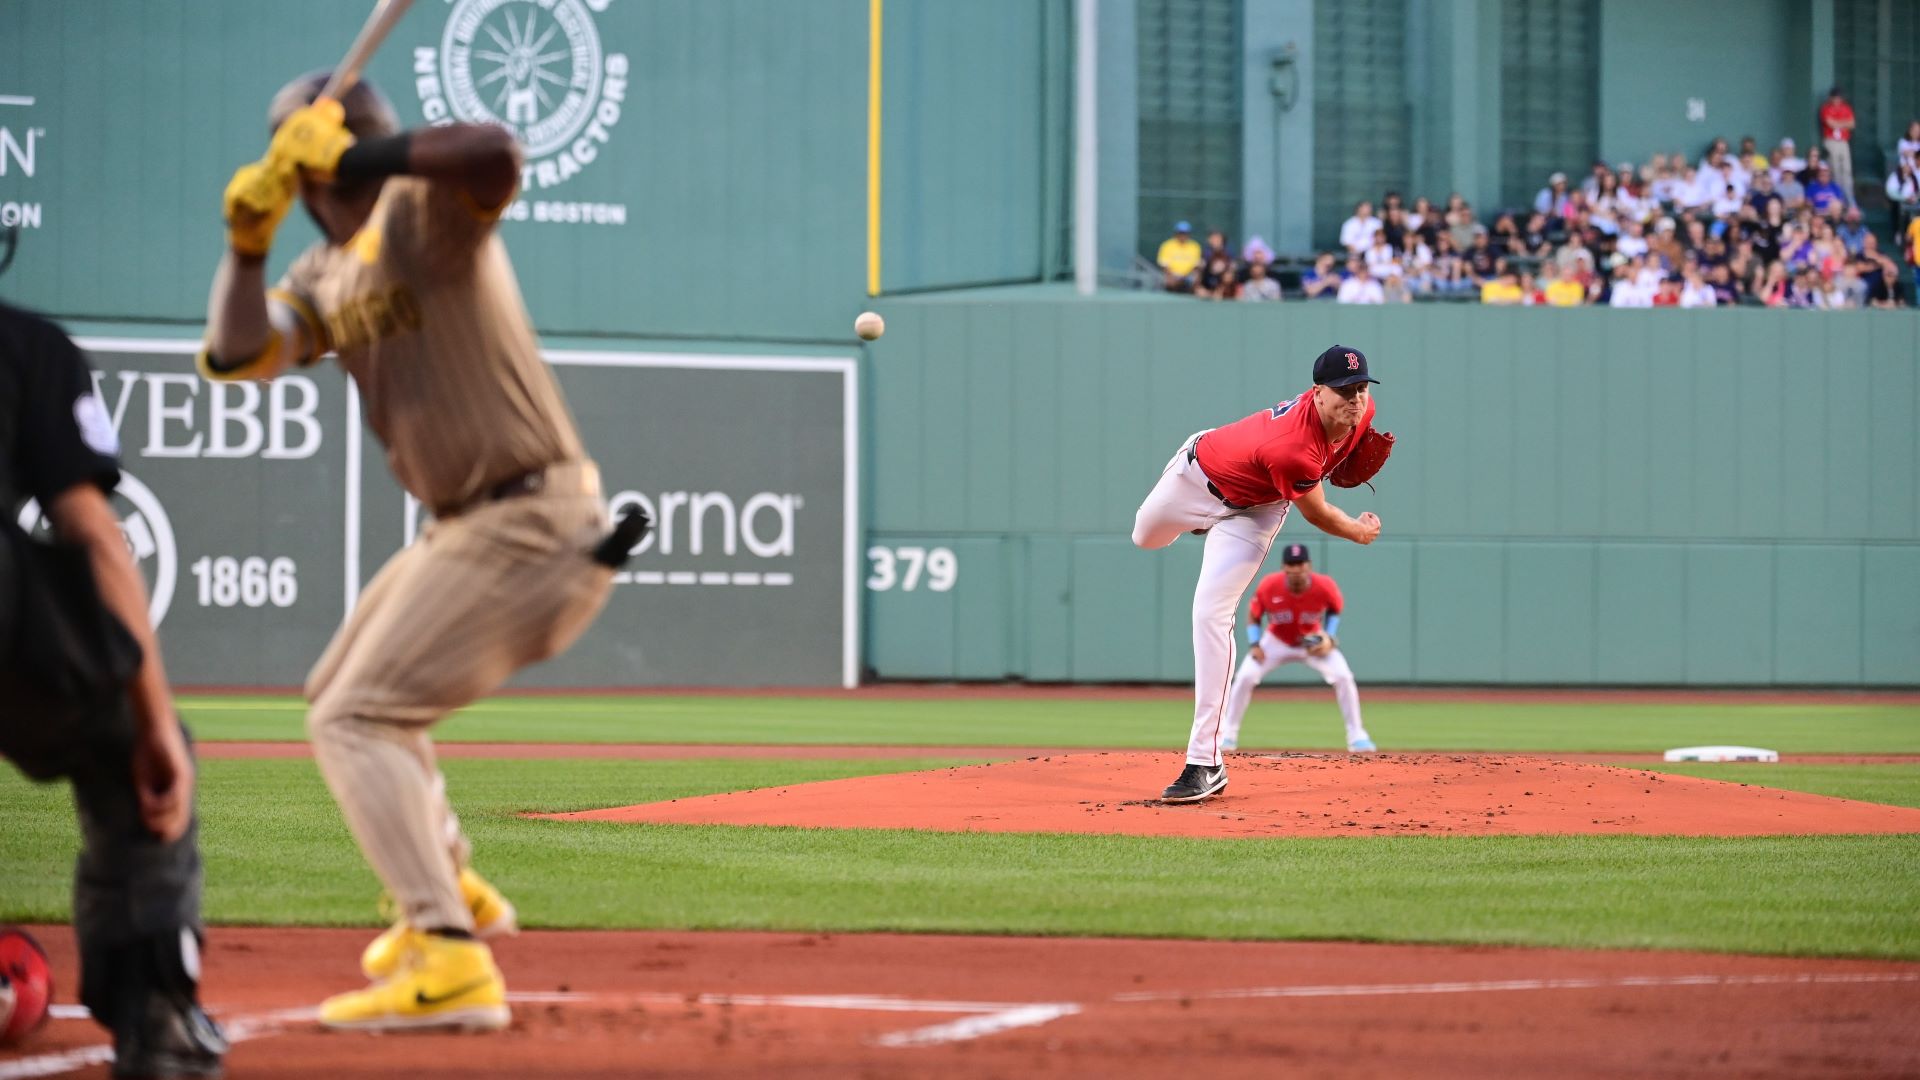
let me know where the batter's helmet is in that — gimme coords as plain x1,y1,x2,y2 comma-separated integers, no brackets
267,69,401,139
0,927,53,1046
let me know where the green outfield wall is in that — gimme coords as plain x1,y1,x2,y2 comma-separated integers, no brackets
0,0,1067,335
860,293,1920,687
6,2,1919,688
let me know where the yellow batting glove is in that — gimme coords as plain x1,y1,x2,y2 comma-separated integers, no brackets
223,157,297,257
269,99,354,179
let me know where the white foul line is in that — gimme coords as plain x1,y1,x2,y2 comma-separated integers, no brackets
0,992,1062,1078
506,989,1050,1015
873,1003,1082,1047
0,1007,313,1080
14,971,1913,1077
511,990,1082,1049
0,1046,114,1080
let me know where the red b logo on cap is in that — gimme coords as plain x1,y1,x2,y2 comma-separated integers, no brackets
1346,352,1360,370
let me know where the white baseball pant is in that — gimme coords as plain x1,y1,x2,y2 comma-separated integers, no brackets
1221,631,1369,749
1132,431,1291,767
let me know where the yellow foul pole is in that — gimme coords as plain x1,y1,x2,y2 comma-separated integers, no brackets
867,0,883,296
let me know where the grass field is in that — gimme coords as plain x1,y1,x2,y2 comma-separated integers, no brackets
174,693,1920,751
3,694,1917,960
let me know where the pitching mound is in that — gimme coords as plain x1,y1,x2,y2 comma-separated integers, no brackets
544,752,1920,838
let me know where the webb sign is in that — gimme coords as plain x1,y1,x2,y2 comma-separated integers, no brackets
63,340,859,689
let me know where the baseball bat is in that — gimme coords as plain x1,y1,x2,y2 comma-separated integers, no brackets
319,0,415,102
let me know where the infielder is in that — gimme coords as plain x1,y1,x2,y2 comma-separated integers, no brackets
1132,345,1393,803
200,74,641,1032
1219,543,1374,753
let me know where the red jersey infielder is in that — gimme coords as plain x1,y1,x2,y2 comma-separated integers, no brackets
1220,544,1373,753
1132,344,1383,803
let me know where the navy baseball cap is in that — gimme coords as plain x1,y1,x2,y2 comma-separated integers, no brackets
1280,543,1312,564
1312,344,1380,388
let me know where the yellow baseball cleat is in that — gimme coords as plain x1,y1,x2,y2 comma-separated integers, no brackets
361,867,519,980
320,933,509,1033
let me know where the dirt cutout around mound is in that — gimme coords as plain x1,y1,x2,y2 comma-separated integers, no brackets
546,751,1920,838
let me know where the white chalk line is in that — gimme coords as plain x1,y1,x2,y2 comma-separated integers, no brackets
0,1006,312,1080
0,991,1067,1078
1112,971,1920,1003
13,971,1915,1077
873,1003,1083,1047
502,990,1083,1046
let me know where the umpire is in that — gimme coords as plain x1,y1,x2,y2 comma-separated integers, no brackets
0,225,225,1078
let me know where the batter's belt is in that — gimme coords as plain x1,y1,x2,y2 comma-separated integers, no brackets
437,460,601,519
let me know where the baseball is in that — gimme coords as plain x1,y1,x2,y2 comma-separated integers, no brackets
854,312,885,341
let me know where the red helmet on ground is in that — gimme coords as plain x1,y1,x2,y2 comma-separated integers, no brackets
0,927,53,1046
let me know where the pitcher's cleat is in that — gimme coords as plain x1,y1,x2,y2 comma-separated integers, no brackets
361,867,519,980
1159,763,1228,803
321,933,509,1033
1348,737,1378,753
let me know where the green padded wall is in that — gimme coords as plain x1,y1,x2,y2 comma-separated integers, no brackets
0,0,1064,335
863,295,1920,686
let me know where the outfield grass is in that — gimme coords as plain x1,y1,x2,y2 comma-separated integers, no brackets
3,758,1916,959
175,694,1920,753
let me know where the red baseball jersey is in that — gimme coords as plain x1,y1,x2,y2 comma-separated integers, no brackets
1819,100,1854,142
1194,389,1376,507
1249,572,1343,646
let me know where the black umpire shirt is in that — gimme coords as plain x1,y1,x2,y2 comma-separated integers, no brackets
0,301,121,513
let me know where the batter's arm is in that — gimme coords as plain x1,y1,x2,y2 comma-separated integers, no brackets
199,252,322,382
403,124,522,212
339,124,522,216
1293,484,1381,545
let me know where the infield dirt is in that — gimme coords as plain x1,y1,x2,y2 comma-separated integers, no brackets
8,926,1918,1079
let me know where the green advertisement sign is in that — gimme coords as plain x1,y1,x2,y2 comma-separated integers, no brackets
52,340,859,690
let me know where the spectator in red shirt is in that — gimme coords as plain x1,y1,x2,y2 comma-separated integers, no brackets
1819,86,1856,207
1652,275,1683,307
1217,544,1373,753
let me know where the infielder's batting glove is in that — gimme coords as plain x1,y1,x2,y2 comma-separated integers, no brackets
268,99,355,180
222,158,298,257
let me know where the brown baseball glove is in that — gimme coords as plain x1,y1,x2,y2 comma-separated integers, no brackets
1329,429,1395,489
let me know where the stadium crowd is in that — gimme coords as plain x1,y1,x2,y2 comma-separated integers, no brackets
1158,107,1920,311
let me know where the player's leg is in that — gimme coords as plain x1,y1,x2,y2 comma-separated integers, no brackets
1220,631,1288,750
306,491,612,1029
308,493,610,926
67,717,226,1076
305,539,469,936
1182,504,1289,768
1132,431,1223,549
1304,648,1372,750
304,534,426,706
314,539,516,982
359,753,518,980
1218,653,1262,751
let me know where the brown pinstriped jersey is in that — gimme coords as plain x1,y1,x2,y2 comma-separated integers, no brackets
278,178,584,514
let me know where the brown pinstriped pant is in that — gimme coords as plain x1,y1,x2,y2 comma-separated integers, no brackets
304,472,613,933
